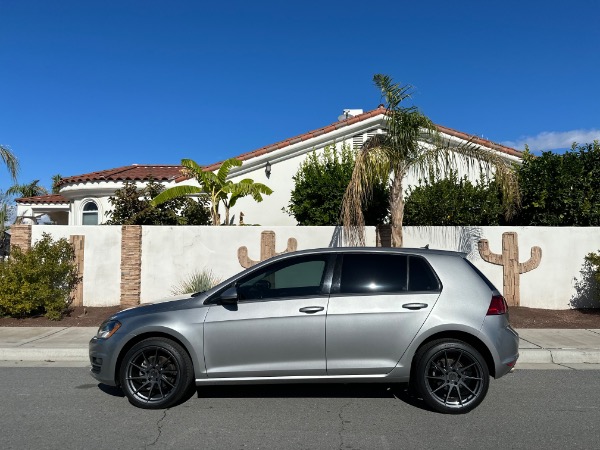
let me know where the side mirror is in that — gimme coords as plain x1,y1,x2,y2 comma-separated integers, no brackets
219,287,239,305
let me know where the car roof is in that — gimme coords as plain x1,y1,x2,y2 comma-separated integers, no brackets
274,247,467,259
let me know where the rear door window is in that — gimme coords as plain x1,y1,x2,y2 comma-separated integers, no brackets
339,253,440,294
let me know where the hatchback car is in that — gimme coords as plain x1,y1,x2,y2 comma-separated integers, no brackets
90,247,519,414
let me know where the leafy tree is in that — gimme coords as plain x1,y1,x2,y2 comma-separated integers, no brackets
7,179,48,198
342,74,519,247
0,233,80,320
105,180,211,225
0,144,19,183
514,142,600,225
286,145,389,225
152,158,273,225
403,170,505,226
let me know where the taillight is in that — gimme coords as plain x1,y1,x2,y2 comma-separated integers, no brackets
487,294,507,315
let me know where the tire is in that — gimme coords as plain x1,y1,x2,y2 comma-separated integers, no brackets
119,337,195,409
413,339,489,414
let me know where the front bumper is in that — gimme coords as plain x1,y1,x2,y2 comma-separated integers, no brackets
89,335,123,386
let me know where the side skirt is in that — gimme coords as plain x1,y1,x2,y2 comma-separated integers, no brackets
195,374,409,386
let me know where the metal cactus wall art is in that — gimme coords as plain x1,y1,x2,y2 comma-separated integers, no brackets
478,232,542,306
238,231,298,268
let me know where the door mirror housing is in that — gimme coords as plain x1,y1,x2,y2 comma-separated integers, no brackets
219,287,239,305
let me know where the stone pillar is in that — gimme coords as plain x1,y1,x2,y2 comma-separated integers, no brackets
376,224,392,247
120,225,142,308
69,235,85,307
10,224,32,252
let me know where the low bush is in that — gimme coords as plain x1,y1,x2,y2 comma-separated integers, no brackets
0,233,80,320
171,268,221,295
586,251,600,301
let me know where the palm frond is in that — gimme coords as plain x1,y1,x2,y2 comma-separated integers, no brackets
216,158,242,184
0,144,19,183
151,185,203,206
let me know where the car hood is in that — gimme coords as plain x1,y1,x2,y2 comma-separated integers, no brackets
109,295,200,321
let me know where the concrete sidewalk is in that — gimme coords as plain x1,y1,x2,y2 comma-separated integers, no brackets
0,327,600,369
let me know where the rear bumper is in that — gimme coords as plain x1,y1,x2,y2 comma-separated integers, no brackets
480,318,519,378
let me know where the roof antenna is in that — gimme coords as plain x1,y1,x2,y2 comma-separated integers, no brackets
422,244,429,249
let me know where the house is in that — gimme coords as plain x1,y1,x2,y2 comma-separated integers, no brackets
16,106,523,226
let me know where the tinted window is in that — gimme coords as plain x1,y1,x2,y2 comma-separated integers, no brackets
339,253,440,294
340,254,408,294
408,256,440,291
237,256,327,301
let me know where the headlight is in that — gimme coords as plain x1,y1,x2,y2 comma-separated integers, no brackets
96,319,121,339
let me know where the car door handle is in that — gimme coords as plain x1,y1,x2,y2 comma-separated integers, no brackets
299,306,325,314
402,303,428,310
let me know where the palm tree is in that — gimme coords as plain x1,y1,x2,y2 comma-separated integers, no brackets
151,158,273,225
1,144,19,183
7,180,48,198
342,74,519,247
51,174,63,194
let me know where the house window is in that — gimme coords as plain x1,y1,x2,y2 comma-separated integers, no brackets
82,201,99,225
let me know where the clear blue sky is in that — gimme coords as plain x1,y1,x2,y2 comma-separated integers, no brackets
1,0,599,194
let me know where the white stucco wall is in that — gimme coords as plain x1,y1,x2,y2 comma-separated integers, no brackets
31,226,122,306
29,224,599,310
140,226,378,302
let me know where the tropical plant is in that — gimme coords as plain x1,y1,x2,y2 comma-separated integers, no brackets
342,74,519,246
403,170,505,226
0,233,80,320
51,174,63,194
7,179,48,198
0,144,19,183
171,268,221,295
513,142,600,226
286,144,389,225
104,180,211,226
151,158,273,225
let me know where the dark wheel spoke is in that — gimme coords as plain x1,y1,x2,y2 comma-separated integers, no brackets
126,376,147,381
161,376,175,388
444,385,453,404
133,380,151,396
431,382,449,394
456,385,464,405
459,381,477,396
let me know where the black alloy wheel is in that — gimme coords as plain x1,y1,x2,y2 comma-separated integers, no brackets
119,337,195,409
414,339,489,414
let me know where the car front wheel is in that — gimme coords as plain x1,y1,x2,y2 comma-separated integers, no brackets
414,339,489,414
119,337,195,409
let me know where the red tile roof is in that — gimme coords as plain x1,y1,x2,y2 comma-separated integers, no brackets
58,164,184,186
200,106,522,172
15,194,69,204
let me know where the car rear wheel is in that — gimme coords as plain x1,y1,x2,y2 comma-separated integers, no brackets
414,339,489,414
119,337,195,409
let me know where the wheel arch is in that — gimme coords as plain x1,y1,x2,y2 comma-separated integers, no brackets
411,330,496,378
114,331,197,386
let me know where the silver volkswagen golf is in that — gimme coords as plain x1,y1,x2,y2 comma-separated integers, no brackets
90,247,519,414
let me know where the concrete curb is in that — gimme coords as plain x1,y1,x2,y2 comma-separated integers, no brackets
0,348,89,362
518,348,600,364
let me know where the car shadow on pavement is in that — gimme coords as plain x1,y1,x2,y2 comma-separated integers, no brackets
98,383,125,397
195,383,433,412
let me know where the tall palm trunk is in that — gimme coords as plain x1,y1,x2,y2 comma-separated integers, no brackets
389,170,405,247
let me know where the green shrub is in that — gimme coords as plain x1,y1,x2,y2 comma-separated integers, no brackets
0,233,80,320
404,170,505,226
171,268,221,295
586,251,600,298
285,145,389,226
514,142,600,225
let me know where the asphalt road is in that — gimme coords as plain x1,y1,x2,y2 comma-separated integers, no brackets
1,367,599,450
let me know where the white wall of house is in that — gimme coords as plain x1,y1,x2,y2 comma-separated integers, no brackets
28,225,600,310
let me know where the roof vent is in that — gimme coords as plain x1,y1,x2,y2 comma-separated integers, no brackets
337,109,363,121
